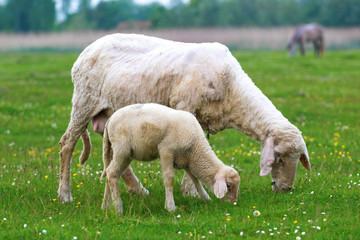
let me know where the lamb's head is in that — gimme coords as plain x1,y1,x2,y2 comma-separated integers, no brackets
213,166,240,202
260,131,310,193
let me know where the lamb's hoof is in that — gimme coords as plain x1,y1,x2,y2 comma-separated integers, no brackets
58,188,73,203
128,186,149,196
113,201,123,215
166,205,177,212
101,201,110,210
202,194,211,201
181,183,198,197
140,188,150,196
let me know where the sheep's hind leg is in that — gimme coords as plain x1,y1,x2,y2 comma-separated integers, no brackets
58,97,93,202
58,124,87,202
185,170,211,201
181,172,199,197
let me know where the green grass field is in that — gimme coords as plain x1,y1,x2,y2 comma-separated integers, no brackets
1,50,359,239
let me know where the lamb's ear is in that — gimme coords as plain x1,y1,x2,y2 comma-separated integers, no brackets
300,146,311,171
214,178,227,198
260,137,275,176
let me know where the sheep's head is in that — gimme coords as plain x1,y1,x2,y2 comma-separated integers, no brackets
260,134,310,192
213,167,240,202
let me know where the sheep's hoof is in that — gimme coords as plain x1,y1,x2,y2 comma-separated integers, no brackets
58,188,73,203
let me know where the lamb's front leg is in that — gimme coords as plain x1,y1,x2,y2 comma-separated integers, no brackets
159,151,176,212
122,167,149,196
185,170,211,201
181,171,199,197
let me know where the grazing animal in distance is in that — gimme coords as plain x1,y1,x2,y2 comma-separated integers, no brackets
101,103,240,214
287,23,325,56
58,33,310,202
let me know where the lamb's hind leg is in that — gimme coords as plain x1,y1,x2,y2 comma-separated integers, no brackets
106,154,132,215
92,110,149,196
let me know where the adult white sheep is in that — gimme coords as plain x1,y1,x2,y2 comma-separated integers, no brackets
101,103,240,213
58,33,310,202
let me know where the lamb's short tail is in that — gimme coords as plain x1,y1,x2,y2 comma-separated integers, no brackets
101,125,111,179
79,129,91,165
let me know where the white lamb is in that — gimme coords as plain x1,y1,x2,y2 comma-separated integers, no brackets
101,103,240,214
59,33,310,202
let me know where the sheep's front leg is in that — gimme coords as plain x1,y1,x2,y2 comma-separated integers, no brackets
185,170,211,201
181,172,199,197
159,151,176,212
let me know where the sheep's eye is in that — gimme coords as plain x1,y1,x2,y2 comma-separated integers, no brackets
226,184,231,189
279,158,284,164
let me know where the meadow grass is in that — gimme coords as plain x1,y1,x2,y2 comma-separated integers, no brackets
1,50,359,239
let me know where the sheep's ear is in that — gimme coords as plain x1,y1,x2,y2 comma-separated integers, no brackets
300,146,311,171
214,178,227,198
260,137,275,176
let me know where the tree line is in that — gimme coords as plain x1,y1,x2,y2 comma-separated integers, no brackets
0,0,359,33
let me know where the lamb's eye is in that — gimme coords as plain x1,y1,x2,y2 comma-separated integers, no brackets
226,184,231,189
279,158,284,163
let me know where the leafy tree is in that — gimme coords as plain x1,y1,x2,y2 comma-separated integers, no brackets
4,0,55,32
91,0,135,30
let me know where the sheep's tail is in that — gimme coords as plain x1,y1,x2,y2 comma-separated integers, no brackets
101,125,111,179
79,129,91,165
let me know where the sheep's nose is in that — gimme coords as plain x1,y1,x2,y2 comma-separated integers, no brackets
272,182,292,193
280,184,292,192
